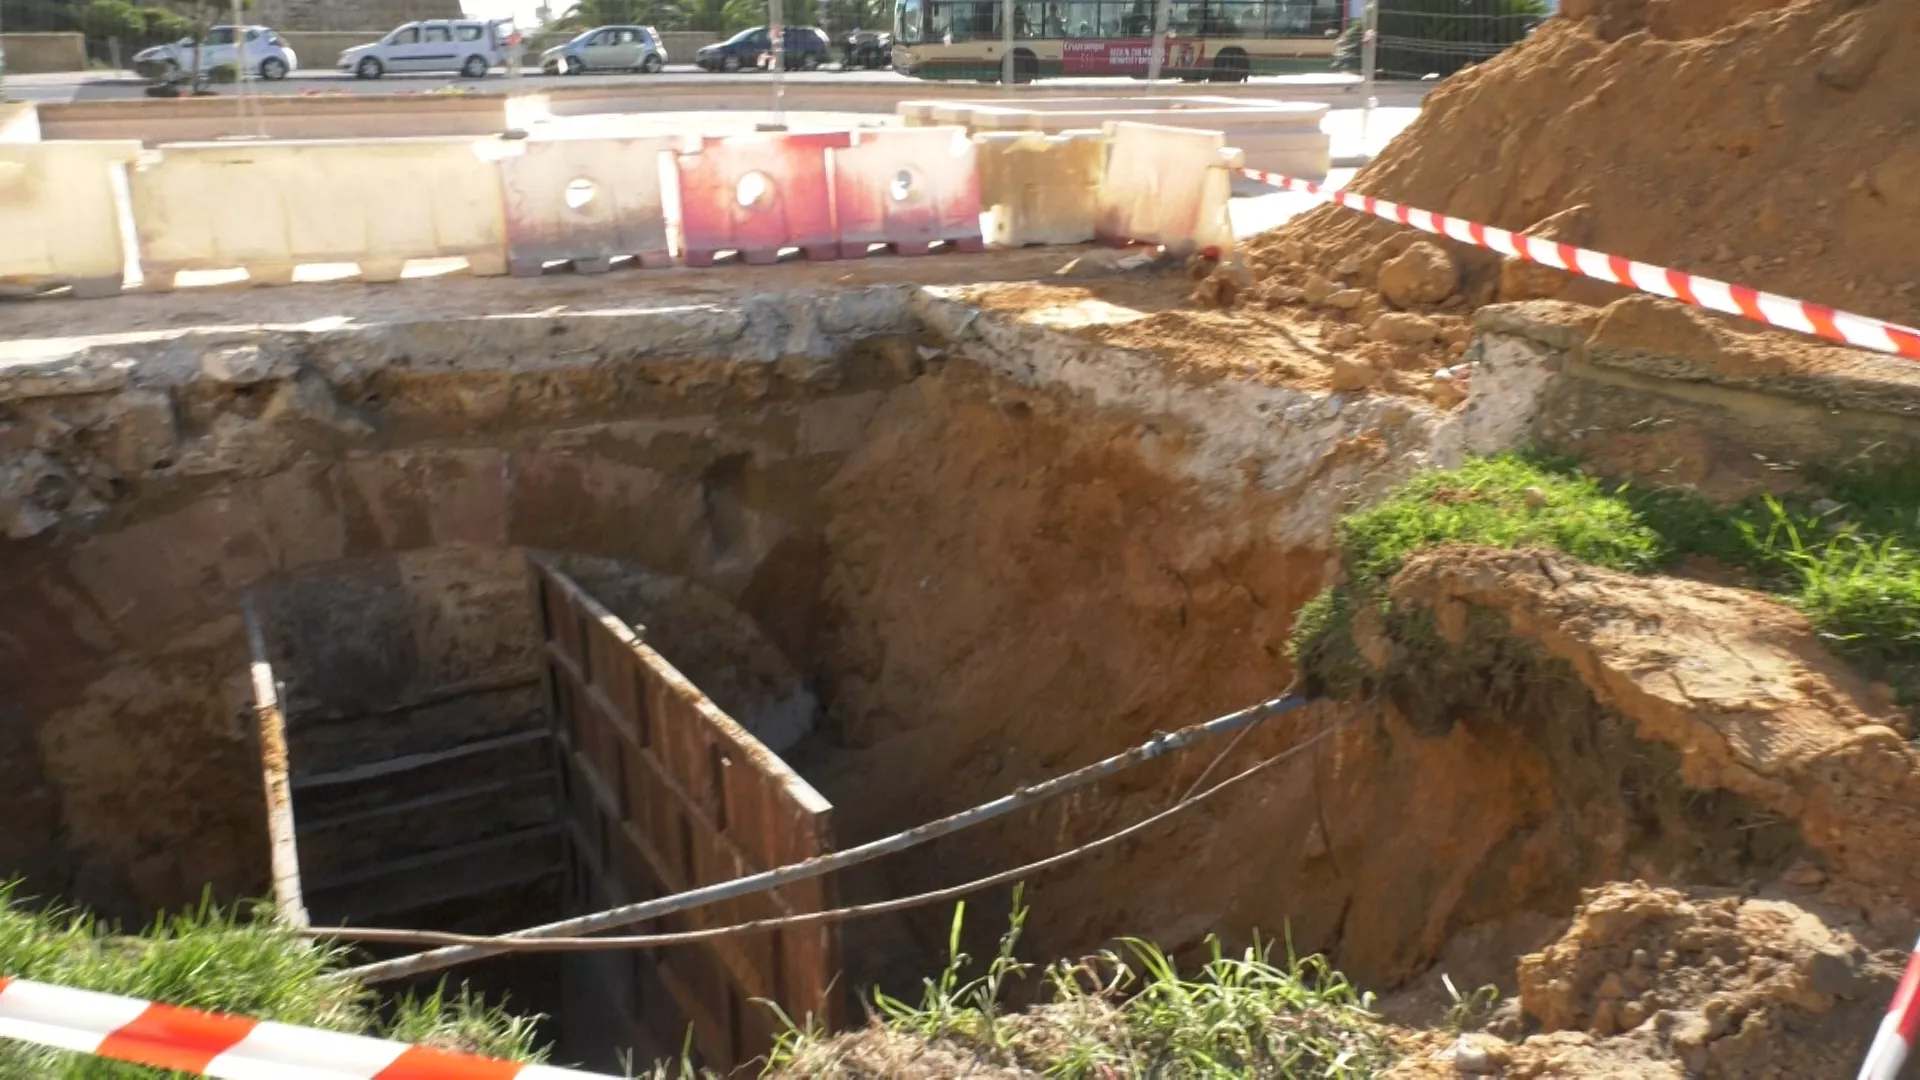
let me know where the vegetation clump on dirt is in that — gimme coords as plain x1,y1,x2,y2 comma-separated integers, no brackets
1292,452,1920,705
0,882,544,1078
767,895,1392,1080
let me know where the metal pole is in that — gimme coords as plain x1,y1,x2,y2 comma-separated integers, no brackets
771,0,786,119
1146,0,1171,86
1001,0,1014,86
336,693,1310,984
233,0,247,128
1360,0,1379,156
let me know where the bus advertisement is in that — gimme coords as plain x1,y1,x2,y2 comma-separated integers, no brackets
891,0,1345,82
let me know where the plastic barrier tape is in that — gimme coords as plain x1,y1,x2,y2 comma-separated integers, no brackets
0,976,618,1079
1858,936,1920,1080
1240,168,1920,362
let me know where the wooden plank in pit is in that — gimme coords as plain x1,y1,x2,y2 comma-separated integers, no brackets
531,552,839,1074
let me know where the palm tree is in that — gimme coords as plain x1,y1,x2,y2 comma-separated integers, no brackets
670,0,764,34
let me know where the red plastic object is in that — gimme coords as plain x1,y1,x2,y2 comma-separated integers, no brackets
831,127,985,259
674,131,850,266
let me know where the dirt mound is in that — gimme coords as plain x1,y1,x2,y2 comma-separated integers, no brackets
1253,0,1920,331
1389,882,1898,1079
1385,547,1920,911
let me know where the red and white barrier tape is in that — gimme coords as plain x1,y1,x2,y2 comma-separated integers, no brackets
0,976,616,1080
1240,168,1920,362
1859,936,1920,1080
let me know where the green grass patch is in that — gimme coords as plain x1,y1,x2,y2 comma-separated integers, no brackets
770,889,1390,1079
0,882,545,1078
1336,454,1665,586
1290,451,1920,705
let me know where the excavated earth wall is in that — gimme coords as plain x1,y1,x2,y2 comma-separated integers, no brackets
7,282,1920,1029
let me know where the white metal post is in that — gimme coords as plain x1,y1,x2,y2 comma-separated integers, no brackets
1145,0,1171,85
1360,0,1379,156
1001,0,1015,85
771,0,786,118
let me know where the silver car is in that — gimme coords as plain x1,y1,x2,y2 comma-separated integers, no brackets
542,26,667,75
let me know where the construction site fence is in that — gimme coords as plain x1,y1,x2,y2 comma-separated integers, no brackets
1352,0,1550,80
0,118,1255,298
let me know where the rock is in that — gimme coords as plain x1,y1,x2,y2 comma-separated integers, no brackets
1524,486,1548,509
1055,249,1158,278
1443,1034,1511,1075
1818,14,1888,91
1378,241,1459,307
1324,324,1363,349
1190,270,1241,309
1804,945,1863,1000
1322,288,1368,311
1329,356,1377,392
105,390,179,475
1431,373,1468,408
200,344,280,385
1302,273,1339,304
1500,204,1596,302
1332,253,1366,279
1258,283,1306,308
1367,312,1440,345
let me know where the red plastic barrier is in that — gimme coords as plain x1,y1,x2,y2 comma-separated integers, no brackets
831,127,984,259
675,131,850,266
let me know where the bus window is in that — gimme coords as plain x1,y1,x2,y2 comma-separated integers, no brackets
898,0,924,41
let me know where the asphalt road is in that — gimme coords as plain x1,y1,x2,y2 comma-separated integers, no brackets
7,65,1432,107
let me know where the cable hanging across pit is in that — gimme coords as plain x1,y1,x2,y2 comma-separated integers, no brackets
326,690,1316,982
320,695,1365,966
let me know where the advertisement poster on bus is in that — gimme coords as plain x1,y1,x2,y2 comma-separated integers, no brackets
1061,38,1203,75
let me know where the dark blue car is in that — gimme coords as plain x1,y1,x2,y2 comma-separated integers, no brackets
694,25,832,71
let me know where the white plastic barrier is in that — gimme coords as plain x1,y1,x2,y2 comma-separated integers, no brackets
500,135,681,276
972,129,1103,248
128,137,510,288
0,102,41,144
831,127,983,258
0,141,140,298
674,131,849,266
1096,120,1242,257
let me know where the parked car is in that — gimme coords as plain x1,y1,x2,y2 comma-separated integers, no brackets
133,25,298,81
338,19,513,79
694,26,832,72
542,25,667,74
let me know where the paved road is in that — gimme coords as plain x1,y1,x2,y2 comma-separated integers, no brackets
6,65,1432,107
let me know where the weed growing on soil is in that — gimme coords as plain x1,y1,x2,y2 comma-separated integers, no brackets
1292,452,1920,703
1337,455,1663,584
0,882,545,1077
770,893,1389,1078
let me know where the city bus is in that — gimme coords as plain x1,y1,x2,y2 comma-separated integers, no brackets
890,0,1345,82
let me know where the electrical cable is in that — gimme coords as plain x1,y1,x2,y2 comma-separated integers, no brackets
332,691,1311,984
326,699,1365,973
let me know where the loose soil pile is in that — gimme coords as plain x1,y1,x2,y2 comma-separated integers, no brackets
981,0,1920,409
1249,0,1920,339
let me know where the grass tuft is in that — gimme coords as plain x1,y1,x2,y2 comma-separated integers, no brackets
1336,454,1664,586
771,891,1390,1078
1290,451,1920,704
0,882,544,1078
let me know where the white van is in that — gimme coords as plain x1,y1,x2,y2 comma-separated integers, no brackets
337,19,513,79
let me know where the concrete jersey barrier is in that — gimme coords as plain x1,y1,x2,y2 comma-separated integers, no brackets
128,136,511,287
14,122,1240,294
0,141,142,298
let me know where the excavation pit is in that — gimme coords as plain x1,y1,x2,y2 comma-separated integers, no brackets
3,260,1897,1073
